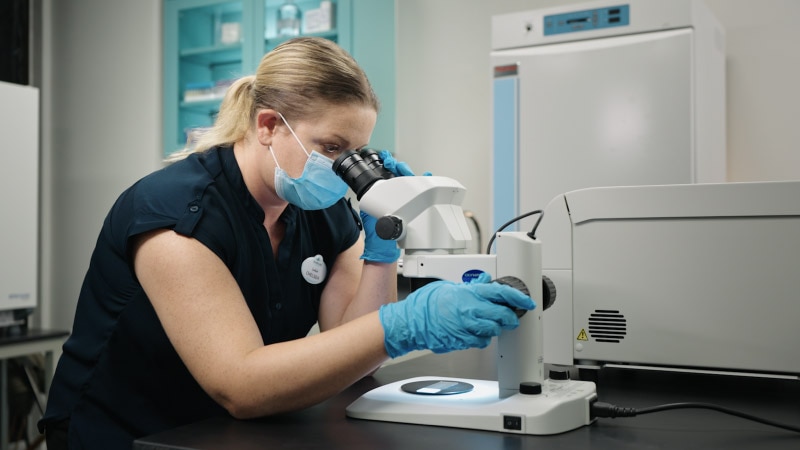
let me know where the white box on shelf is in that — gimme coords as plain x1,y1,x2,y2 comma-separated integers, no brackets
303,1,334,33
220,22,241,44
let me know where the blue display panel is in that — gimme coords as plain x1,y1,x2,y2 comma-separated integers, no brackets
544,4,629,36
492,68,519,233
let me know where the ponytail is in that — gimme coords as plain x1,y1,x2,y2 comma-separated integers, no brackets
166,75,257,162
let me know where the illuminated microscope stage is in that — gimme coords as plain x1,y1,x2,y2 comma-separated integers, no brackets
346,376,597,435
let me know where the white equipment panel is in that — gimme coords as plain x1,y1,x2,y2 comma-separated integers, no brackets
491,0,725,232
538,181,800,378
0,81,39,313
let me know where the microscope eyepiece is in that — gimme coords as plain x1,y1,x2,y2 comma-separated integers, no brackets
358,149,395,180
333,148,395,200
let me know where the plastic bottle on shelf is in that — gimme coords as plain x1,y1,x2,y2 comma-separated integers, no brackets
276,0,301,37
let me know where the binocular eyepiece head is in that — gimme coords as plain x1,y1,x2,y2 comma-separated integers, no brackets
332,148,395,200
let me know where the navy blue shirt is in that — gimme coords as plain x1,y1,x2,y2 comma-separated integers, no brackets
40,147,361,448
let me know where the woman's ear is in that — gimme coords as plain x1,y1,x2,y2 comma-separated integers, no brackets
256,109,279,146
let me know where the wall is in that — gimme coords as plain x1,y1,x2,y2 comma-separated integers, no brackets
707,0,800,181
36,0,163,330
36,0,800,330
396,0,800,246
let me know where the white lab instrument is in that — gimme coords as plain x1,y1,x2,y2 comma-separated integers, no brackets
335,151,598,435
0,82,39,324
540,180,800,378
491,0,726,233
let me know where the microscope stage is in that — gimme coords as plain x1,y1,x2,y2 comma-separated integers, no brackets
346,376,597,435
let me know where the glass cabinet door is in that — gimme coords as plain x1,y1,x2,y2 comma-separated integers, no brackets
263,0,344,52
164,0,246,156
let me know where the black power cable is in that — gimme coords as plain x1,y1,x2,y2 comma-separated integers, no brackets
591,401,800,433
485,210,543,254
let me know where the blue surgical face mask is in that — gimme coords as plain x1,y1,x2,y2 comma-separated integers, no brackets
269,113,348,210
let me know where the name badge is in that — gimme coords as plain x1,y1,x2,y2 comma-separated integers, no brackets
301,254,327,285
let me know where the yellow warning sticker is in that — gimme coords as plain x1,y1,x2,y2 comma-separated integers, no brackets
577,329,589,341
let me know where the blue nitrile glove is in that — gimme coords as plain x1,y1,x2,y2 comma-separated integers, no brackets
378,149,415,176
360,210,401,263
378,276,536,358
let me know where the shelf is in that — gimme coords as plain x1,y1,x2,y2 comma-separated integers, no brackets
180,98,223,114
180,43,243,65
264,29,338,46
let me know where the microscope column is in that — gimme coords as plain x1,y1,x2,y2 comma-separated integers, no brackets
495,232,545,398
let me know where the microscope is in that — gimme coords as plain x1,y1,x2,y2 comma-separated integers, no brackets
333,150,598,435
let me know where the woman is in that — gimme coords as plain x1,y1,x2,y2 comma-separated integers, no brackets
39,37,533,449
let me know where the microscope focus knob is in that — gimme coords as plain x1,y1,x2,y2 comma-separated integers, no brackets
494,276,557,314
375,215,403,240
493,276,529,318
542,275,557,311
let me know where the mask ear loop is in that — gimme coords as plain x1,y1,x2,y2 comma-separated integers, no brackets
268,145,282,170
277,112,311,157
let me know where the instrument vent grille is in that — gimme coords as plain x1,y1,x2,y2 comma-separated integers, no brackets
588,310,627,343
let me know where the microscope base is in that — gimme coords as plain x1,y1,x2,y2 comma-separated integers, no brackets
346,376,597,435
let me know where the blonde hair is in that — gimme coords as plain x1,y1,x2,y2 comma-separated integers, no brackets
167,37,380,161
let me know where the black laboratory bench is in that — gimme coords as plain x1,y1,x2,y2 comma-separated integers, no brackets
134,346,800,450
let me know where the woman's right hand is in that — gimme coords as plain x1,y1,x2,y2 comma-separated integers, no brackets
377,276,535,358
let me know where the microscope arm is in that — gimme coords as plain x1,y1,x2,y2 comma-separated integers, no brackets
357,173,545,397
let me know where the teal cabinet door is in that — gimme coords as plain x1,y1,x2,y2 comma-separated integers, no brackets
349,0,395,153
